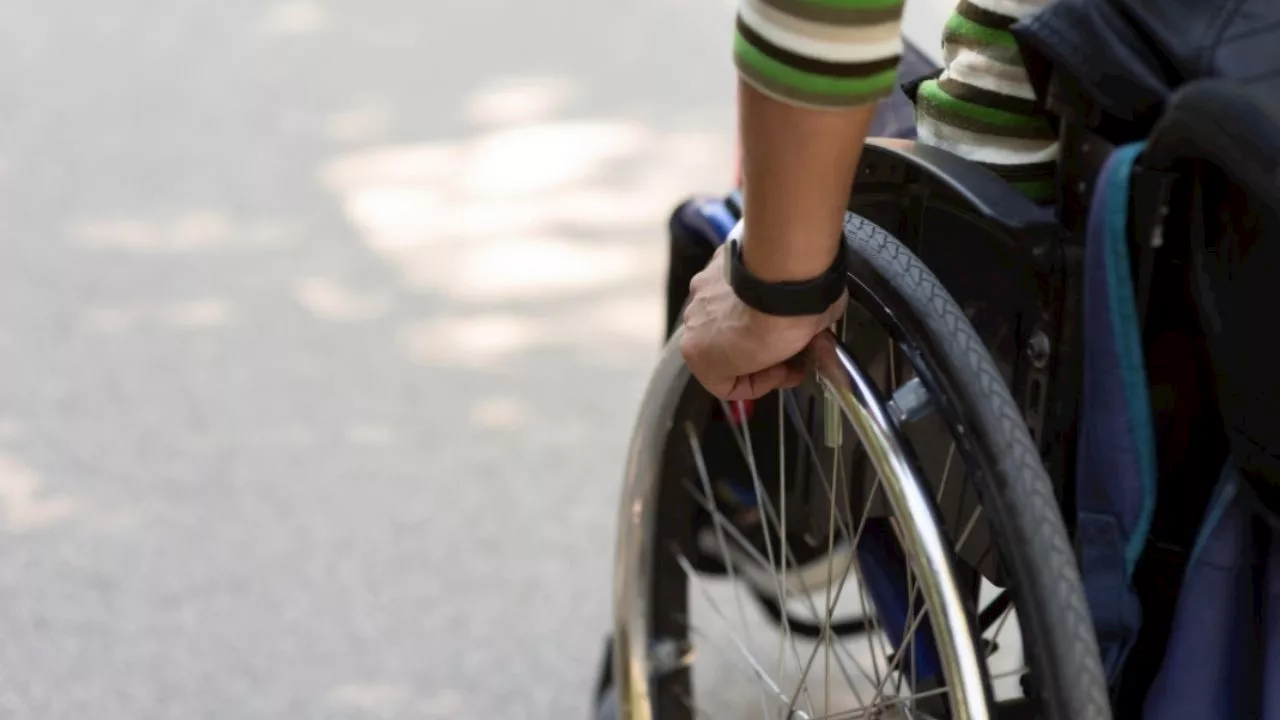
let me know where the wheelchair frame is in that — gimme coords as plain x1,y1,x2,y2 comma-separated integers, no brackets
605,66,1239,718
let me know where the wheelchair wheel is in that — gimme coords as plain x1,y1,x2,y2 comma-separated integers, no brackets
610,214,1110,719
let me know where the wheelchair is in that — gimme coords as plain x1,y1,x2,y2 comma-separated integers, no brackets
600,66,1280,720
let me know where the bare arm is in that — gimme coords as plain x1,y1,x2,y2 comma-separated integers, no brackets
676,0,907,400
738,79,878,282
732,0,905,281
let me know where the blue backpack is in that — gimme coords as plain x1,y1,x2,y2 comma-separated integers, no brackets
1014,0,1280,710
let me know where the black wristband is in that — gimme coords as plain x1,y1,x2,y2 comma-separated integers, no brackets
726,236,847,317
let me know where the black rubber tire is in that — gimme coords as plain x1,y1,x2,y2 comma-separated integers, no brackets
841,213,1112,720
608,208,1112,720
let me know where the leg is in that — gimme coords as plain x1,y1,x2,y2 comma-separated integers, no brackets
914,0,1059,202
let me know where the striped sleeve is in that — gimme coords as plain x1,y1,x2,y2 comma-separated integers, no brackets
733,0,906,110
913,0,1058,201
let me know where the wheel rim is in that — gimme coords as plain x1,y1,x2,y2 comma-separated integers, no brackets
812,331,988,718
612,329,1002,720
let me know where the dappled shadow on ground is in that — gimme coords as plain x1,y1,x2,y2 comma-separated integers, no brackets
0,0,736,717
319,85,730,367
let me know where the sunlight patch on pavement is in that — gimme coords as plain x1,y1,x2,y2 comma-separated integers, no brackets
465,77,575,127
469,396,528,430
81,299,236,332
0,453,81,534
320,120,729,293
400,236,660,304
572,292,665,344
320,108,731,368
295,277,390,322
399,298,665,370
455,121,647,195
400,314,551,367
326,101,394,144
68,212,297,254
259,1,329,36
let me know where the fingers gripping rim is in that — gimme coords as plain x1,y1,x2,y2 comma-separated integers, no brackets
841,213,1113,720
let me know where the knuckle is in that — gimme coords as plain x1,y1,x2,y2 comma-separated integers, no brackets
678,333,697,361
680,295,701,320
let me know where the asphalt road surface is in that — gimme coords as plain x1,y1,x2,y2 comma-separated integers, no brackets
0,1,946,718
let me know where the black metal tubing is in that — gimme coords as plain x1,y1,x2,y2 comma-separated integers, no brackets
850,140,1075,507
855,139,1060,235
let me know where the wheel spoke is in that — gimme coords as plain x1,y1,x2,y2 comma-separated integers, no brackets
722,399,817,718
680,476,880,712
810,684,951,720
677,554,809,718
617,218,1111,720
823,431,841,716
712,401,876,706
684,423,775,718
985,598,1016,654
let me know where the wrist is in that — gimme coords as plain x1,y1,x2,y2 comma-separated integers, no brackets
740,230,842,283
726,234,846,317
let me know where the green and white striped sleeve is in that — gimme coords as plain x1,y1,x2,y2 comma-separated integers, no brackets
733,0,907,110
915,0,1059,202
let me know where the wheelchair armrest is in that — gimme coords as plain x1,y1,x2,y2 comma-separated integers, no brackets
856,139,1059,234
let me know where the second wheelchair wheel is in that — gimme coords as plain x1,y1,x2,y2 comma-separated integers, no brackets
611,214,1110,719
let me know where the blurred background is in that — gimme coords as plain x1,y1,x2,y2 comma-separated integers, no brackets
0,1,947,717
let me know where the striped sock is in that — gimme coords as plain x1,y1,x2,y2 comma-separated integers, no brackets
915,0,1058,202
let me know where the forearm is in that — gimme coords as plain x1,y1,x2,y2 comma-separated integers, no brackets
732,0,911,281
738,80,877,282
732,0,905,283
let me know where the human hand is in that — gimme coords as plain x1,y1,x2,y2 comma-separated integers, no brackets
679,243,847,401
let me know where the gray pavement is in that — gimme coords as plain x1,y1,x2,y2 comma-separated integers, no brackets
0,1,945,718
